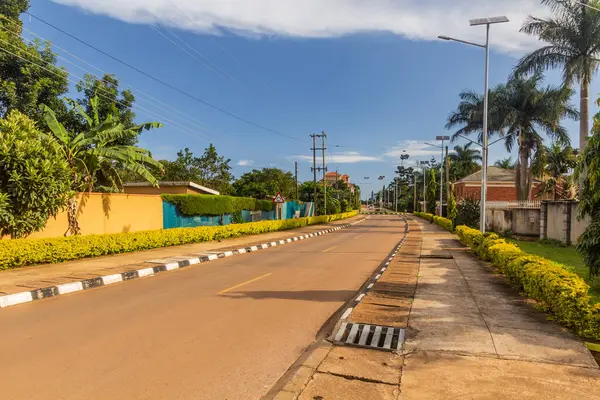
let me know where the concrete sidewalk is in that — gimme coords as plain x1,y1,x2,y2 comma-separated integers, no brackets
0,215,364,296
274,218,600,400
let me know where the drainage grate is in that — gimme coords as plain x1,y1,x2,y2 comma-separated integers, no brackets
332,322,404,352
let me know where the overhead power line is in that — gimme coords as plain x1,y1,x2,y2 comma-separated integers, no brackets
0,15,224,139
22,11,300,141
0,41,210,143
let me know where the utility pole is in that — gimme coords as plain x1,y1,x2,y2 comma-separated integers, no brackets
445,146,450,208
311,134,317,209
321,131,327,215
294,161,299,200
413,172,417,212
310,132,327,215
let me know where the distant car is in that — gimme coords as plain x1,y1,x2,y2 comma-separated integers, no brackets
368,205,374,210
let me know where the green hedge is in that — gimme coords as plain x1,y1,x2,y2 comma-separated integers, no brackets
414,212,453,232
456,225,600,341
162,194,275,216
0,211,359,270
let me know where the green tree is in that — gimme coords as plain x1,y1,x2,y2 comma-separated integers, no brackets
515,0,600,150
494,157,516,170
447,185,458,222
426,168,437,214
576,103,600,277
0,110,71,238
448,143,481,182
42,96,163,235
0,0,68,125
65,74,137,145
533,142,578,200
447,75,578,200
233,168,296,199
160,145,233,194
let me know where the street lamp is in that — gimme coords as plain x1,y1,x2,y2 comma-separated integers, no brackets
438,15,509,233
420,161,430,212
425,136,450,217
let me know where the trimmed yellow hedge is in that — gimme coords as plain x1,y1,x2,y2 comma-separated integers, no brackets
414,212,434,222
414,212,454,232
455,225,600,340
0,211,358,270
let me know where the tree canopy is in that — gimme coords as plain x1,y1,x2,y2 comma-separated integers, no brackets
233,168,296,200
0,0,68,126
161,144,233,194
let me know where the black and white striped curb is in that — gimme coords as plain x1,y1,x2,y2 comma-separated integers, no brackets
336,218,410,329
0,218,366,309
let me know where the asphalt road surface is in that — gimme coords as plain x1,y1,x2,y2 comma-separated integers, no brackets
1,215,405,400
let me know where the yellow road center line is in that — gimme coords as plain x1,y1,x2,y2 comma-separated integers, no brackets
218,273,272,294
322,246,337,253
354,234,363,239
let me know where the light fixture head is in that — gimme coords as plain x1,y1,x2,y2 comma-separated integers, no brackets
469,16,509,26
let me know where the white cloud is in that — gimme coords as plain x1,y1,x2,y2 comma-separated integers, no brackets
294,151,380,164
384,140,443,159
237,159,254,166
53,0,549,54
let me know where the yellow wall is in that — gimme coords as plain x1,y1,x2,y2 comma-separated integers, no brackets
24,193,163,239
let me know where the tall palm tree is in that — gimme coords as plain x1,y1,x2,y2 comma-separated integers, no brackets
447,74,578,200
515,0,600,151
42,95,164,235
448,143,481,182
494,157,516,169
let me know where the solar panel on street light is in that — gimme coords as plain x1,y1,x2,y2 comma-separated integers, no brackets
469,16,509,26
436,135,450,141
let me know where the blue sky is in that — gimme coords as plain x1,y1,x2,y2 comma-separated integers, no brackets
25,1,596,197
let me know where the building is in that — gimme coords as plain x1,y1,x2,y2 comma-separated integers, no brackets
123,181,219,195
454,167,541,202
324,172,350,184
324,172,354,193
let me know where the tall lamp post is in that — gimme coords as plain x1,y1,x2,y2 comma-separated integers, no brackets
420,161,430,212
439,15,509,233
425,136,449,216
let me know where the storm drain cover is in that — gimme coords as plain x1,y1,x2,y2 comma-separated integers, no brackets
332,322,404,352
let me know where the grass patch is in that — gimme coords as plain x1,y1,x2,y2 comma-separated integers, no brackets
508,239,600,304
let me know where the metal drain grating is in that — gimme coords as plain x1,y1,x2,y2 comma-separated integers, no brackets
332,322,404,352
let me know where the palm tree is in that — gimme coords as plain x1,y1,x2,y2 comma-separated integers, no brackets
448,143,481,182
42,95,164,235
494,157,516,169
515,0,600,151
447,74,578,200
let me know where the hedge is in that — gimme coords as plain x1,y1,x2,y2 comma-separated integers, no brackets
0,211,358,270
162,194,274,216
456,225,600,341
413,212,454,232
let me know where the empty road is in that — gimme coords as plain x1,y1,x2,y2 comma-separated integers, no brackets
1,215,405,400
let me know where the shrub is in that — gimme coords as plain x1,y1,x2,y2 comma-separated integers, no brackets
414,212,434,222
0,111,72,238
162,194,274,216
341,199,350,212
433,216,453,232
455,224,600,341
0,210,358,270
456,197,480,228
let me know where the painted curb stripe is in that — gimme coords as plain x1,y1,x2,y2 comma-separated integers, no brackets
0,217,367,309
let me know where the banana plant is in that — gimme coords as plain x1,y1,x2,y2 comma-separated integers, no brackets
41,95,164,235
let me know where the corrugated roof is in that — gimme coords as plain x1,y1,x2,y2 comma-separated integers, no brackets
457,167,515,183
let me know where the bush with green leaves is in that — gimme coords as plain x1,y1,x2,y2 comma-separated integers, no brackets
0,210,358,269
456,225,600,340
456,197,480,228
162,194,274,216
341,199,350,212
0,111,72,238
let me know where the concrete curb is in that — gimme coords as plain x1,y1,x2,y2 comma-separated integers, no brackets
0,218,366,309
